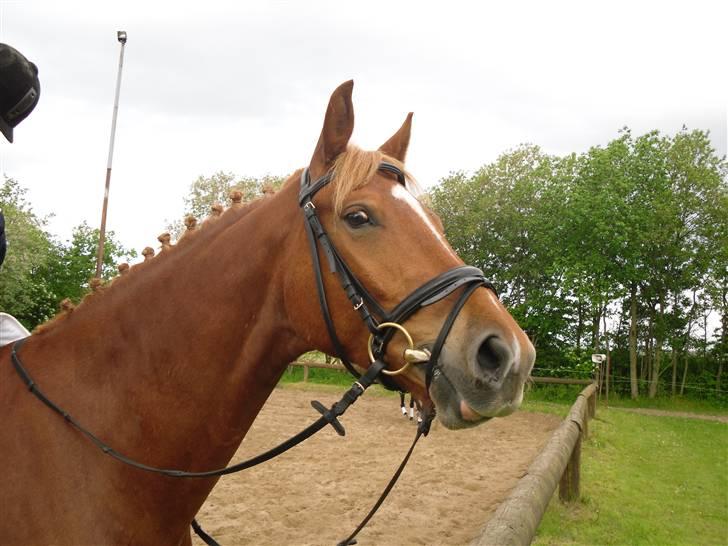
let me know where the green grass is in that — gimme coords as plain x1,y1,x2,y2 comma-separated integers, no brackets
278,366,401,400
526,383,587,404
533,407,728,546
603,395,728,416
279,365,352,387
520,398,572,418
525,383,728,415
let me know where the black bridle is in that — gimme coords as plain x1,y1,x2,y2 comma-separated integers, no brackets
299,161,495,392
8,162,496,545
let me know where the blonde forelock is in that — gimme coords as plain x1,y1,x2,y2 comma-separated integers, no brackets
330,147,417,214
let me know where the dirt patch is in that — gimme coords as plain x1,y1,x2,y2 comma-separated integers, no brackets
192,385,560,546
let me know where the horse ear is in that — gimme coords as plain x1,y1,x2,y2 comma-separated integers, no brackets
379,112,413,162
309,80,355,179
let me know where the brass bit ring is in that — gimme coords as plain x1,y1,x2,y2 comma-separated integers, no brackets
367,322,415,376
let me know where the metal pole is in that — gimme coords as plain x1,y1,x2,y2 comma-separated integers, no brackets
95,31,127,278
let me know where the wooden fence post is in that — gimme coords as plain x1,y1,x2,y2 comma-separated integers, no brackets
559,433,581,502
588,390,596,419
473,382,596,545
303,365,309,383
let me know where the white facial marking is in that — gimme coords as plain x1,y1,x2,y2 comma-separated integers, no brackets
390,184,458,258
487,290,500,307
511,333,521,374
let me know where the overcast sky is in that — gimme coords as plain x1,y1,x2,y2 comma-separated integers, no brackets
1,0,725,257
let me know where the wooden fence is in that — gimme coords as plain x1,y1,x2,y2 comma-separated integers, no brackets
471,382,598,546
288,360,346,382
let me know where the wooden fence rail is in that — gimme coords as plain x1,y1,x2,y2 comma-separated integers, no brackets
471,382,598,546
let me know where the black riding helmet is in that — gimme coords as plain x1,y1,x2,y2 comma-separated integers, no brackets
0,43,40,143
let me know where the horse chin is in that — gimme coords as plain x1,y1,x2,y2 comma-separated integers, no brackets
429,366,523,430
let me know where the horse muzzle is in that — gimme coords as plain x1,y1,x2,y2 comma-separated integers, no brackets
427,331,535,430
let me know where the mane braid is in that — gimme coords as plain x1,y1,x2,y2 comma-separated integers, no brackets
30,178,295,336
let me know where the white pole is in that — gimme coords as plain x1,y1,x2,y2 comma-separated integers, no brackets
95,31,127,278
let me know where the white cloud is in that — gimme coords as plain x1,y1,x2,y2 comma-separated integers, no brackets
1,0,725,255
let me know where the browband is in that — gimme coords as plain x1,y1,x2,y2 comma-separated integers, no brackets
299,161,405,206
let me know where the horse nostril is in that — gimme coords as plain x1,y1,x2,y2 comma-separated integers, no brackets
477,335,510,375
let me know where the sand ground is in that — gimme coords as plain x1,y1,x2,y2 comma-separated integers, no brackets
192,384,560,546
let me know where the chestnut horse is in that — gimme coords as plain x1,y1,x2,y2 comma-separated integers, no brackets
0,81,534,545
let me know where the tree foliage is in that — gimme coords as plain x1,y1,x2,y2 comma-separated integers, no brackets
0,177,136,329
0,177,56,326
430,128,727,400
167,171,285,238
45,222,137,304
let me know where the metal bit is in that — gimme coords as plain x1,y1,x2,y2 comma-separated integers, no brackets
403,348,432,364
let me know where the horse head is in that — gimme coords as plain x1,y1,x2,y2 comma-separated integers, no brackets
285,81,535,429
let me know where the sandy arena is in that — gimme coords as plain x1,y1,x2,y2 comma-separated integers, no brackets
192,384,560,546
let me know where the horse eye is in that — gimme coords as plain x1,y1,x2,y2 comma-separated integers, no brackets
344,210,370,228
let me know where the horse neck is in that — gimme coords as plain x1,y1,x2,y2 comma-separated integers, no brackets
25,180,308,470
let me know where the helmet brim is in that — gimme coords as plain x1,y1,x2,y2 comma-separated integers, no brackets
0,117,13,143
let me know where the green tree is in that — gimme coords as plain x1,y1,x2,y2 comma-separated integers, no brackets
45,221,136,304
168,171,285,238
429,128,726,402
666,128,728,396
0,177,136,329
0,176,57,327
559,130,659,397
431,145,571,360
634,129,725,397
